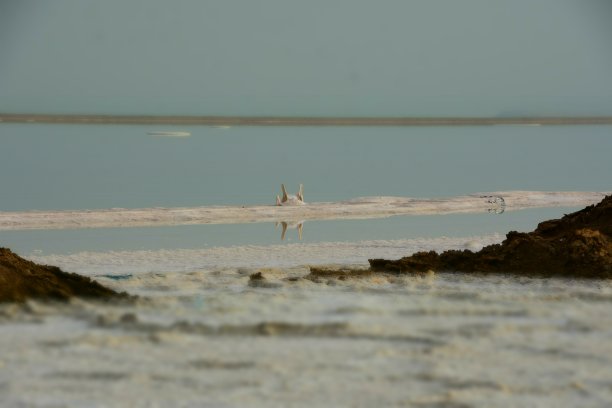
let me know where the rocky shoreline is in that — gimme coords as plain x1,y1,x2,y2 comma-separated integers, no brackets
2,196,610,303
0,248,128,303
368,195,611,278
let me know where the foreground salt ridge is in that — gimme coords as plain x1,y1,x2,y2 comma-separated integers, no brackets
5,255,612,407
0,190,607,231
27,234,504,276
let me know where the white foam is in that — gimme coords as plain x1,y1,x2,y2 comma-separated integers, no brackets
27,234,504,275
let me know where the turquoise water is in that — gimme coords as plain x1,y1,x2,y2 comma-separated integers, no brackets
1,124,610,211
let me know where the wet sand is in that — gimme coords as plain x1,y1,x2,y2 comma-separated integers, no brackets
1,114,612,126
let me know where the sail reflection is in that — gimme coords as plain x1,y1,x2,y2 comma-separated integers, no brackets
275,220,304,241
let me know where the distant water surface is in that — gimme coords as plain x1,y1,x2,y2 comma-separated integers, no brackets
1,123,610,211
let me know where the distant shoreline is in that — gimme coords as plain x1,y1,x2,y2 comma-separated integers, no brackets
1,114,612,126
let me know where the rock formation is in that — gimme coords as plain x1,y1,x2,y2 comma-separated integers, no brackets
0,248,127,302
369,195,612,278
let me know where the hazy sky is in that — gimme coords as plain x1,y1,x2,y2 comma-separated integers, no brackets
1,1,611,116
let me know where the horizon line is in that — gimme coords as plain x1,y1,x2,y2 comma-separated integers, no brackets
1,113,612,126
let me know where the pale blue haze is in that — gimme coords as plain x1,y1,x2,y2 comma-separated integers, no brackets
1,1,612,116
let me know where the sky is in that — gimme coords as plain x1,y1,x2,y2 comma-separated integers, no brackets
1,0,612,116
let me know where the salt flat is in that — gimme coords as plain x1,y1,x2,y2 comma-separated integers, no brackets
0,191,606,231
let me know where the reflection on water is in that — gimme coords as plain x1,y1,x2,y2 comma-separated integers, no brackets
0,205,600,256
275,220,304,240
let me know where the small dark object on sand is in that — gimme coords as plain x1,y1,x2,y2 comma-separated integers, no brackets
305,267,374,282
0,248,129,302
249,272,265,281
370,195,612,278
248,271,282,288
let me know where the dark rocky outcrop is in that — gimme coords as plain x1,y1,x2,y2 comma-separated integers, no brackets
0,248,128,302
369,195,612,278
305,267,374,282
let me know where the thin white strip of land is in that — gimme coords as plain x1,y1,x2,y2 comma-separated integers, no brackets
2,114,612,126
0,191,607,231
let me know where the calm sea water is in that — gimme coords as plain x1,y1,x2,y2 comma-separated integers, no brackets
1,123,611,407
1,123,611,211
